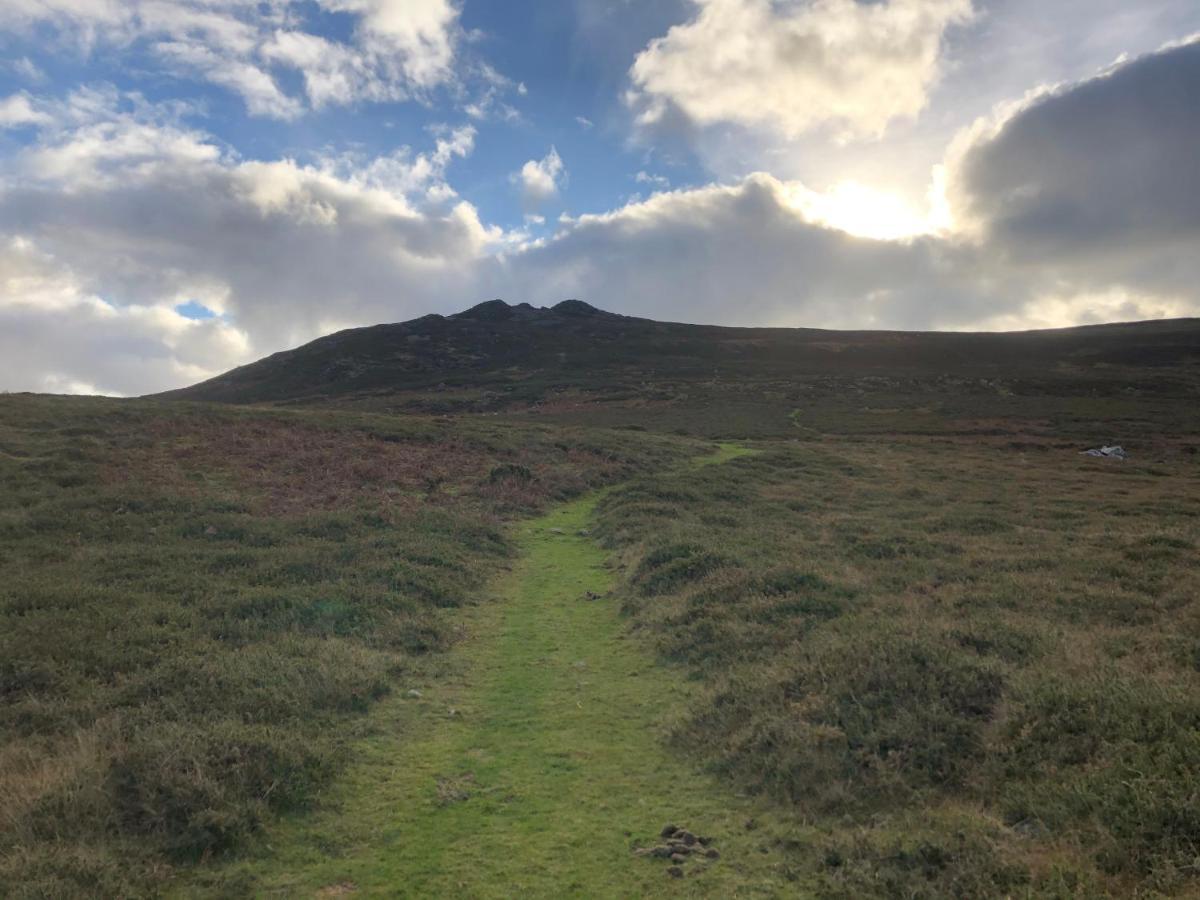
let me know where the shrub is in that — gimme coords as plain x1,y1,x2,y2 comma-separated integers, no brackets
488,463,533,483
634,542,734,595
817,819,1031,899
680,632,1004,807
997,674,1200,878
103,721,338,859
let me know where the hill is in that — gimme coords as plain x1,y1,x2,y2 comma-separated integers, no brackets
159,300,1200,414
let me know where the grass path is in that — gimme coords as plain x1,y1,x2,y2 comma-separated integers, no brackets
191,444,798,897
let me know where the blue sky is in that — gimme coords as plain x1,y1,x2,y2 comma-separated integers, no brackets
0,0,708,237
1,1,1198,394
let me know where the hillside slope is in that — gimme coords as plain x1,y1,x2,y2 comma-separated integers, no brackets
159,300,1200,409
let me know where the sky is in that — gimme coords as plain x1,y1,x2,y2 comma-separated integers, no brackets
0,0,1198,396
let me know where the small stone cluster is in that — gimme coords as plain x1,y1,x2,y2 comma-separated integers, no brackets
635,824,720,878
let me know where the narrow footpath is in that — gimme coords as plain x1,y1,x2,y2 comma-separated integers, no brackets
195,446,795,898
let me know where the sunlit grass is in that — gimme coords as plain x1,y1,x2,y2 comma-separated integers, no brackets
189,489,800,897
0,395,696,897
595,439,1200,895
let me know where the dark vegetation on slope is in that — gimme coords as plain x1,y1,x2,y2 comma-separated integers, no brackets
0,395,693,897
160,300,1200,435
595,435,1200,896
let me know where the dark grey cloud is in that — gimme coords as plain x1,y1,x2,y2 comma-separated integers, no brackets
954,37,1200,295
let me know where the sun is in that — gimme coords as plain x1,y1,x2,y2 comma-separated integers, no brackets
783,179,933,241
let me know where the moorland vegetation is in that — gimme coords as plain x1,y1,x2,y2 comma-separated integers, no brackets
3,301,1199,896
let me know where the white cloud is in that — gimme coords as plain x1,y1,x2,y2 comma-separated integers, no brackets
501,171,1194,331
0,237,251,396
458,62,523,122
156,40,303,120
961,287,1194,333
498,174,988,329
260,31,366,110
536,39,1200,329
12,90,222,187
634,171,670,190
9,57,47,84
0,0,467,119
323,0,459,88
0,93,52,128
628,0,974,141
318,124,476,202
513,146,566,209
0,93,497,393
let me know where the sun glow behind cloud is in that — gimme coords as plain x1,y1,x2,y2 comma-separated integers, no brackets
783,180,934,241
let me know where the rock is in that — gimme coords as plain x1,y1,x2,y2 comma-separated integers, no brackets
406,689,422,699
577,529,591,536
584,591,601,601
660,824,678,838
667,842,690,855
670,853,687,864
744,818,757,831
648,845,674,859
698,836,712,846
704,848,720,860
666,866,684,879
677,830,697,846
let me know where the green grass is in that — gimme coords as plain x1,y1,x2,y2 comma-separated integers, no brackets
592,439,1200,896
0,395,697,897
5,366,1200,898
694,442,758,467
185,468,804,898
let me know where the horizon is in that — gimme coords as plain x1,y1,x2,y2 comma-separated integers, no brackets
11,295,1200,401
2,1,1199,395
289,297,1200,339
12,298,1200,401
